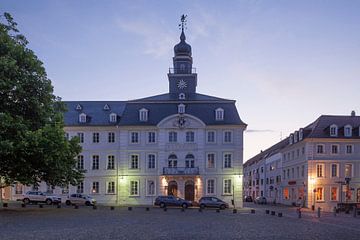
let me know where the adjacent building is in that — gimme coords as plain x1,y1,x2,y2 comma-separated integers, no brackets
11,22,246,207
244,112,360,211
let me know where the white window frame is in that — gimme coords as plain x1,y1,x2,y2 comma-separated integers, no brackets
92,132,100,143
215,108,224,121
206,131,216,143
147,153,156,169
316,144,325,154
139,108,148,122
223,153,232,168
107,155,115,170
344,163,353,177
299,128,303,140
129,154,139,169
77,182,84,194
223,131,233,143
178,104,185,114
109,113,117,123
77,132,84,143
316,187,324,202
92,155,99,170
331,144,339,154
185,131,195,142
92,181,99,194
130,180,139,196
168,131,177,143
330,124,338,137
147,131,156,144
223,179,232,195
206,179,216,195
344,125,352,137
130,131,140,144
345,144,354,154
146,179,156,196
316,163,325,178
331,163,339,178
77,155,84,170
106,181,116,194
79,113,87,123
206,153,216,169
330,186,338,201
108,132,115,143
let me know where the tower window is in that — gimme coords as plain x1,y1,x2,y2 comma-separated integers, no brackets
79,113,87,123
139,108,148,122
179,93,185,100
215,108,224,121
178,104,185,114
109,113,117,123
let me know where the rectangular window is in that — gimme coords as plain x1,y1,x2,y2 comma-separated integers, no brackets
77,182,84,194
331,164,338,177
283,187,289,200
346,145,353,154
207,179,215,194
331,145,338,154
302,147,305,155
283,170,286,180
186,131,195,142
168,131,177,142
301,165,305,177
224,131,232,143
147,132,156,143
316,164,324,178
92,155,99,170
93,133,99,143
107,182,115,194
107,155,115,170
146,180,155,196
207,131,215,143
15,183,23,194
77,155,84,170
77,132,84,143
147,154,156,169
130,154,139,169
296,167,299,178
223,179,232,194
108,132,115,143
130,132,139,143
345,164,352,177
331,187,338,201
207,153,215,168
130,181,139,196
316,187,324,201
92,182,99,194
316,144,324,154
224,153,232,168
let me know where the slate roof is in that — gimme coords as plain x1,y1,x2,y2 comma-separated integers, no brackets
63,92,246,127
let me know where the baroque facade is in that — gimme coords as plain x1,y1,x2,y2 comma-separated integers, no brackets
11,24,246,207
244,112,360,211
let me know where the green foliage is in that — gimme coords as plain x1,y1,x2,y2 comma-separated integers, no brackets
0,12,84,189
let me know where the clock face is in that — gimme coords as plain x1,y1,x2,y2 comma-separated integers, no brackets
177,79,187,89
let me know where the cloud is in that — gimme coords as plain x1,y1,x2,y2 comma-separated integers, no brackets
245,129,275,133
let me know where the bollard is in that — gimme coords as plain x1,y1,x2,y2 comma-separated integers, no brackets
198,208,202,212
216,209,220,213
3,203,8,208
21,203,26,208
353,208,357,218
333,207,337,217
278,212,283,217
233,209,237,214
146,207,149,211
317,207,321,218
128,206,132,211
110,206,115,210
39,204,43,208
251,209,255,214
163,207,167,212
57,204,61,209
74,205,79,209
271,211,275,216
297,208,302,218
93,205,97,210
265,210,270,214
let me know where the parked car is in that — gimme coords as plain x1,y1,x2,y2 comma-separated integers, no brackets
154,195,192,208
65,194,96,206
254,196,267,204
199,197,229,209
244,196,253,202
22,191,61,205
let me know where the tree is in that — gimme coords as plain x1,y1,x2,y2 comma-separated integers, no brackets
0,12,84,202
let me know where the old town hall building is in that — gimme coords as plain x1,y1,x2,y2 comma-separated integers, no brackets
10,20,246,207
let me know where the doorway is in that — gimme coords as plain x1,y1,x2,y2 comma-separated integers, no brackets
185,180,195,201
168,181,178,197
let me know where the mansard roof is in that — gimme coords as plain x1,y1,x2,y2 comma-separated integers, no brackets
63,92,246,126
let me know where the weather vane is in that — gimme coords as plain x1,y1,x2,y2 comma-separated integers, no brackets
179,14,187,31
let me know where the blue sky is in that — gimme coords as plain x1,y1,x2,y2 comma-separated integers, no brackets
2,0,360,160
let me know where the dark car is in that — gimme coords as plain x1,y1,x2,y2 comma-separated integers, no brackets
254,196,267,204
154,195,192,208
244,196,253,202
199,197,229,209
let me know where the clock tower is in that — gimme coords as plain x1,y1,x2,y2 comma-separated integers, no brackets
168,15,197,97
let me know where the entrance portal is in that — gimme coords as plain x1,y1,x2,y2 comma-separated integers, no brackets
168,181,178,197
185,180,195,202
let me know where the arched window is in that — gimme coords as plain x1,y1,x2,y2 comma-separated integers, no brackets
330,124,338,137
139,108,148,122
344,124,352,137
179,93,186,100
185,154,195,168
299,128,304,140
79,113,87,123
109,113,117,123
168,154,178,168
215,108,224,121
178,104,185,114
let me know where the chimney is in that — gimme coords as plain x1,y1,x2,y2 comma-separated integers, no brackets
351,110,356,117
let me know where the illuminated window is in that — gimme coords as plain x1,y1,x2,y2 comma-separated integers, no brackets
331,187,338,201
316,164,324,178
345,164,353,177
316,187,324,201
92,182,99,194
283,187,289,200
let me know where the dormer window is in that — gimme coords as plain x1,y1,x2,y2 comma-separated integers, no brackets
330,124,338,137
79,113,87,123
294,131,298,143
179,93,185,100
344,125,352,137
215,108,224,121
75,104,82,111
103,104,110,111
109,113,117,123
289,134,294,144
139,108,148,122
299,128,303,140
178,104,185,114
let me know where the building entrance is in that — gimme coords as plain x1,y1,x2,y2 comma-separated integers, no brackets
168,181,178,196
185,180,195,201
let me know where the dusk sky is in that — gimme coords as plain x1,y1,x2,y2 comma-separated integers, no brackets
2,0,360,161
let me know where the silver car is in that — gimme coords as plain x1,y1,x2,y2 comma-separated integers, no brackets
22,191,61,205
65,194,96,206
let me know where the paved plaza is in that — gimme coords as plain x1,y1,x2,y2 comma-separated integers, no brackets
1,203,360,240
